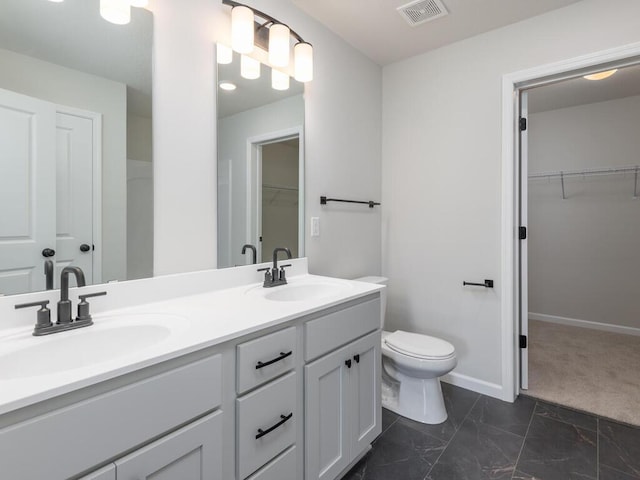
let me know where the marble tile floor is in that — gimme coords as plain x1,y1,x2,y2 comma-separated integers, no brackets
343,383,640,480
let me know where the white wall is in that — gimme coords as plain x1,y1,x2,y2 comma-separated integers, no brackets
0,47,127,283
218,95,304,267
152,0,382,279
382,0,640,393
528,95,640,330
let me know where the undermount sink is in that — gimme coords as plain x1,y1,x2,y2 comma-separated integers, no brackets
247,277,354,302
0,313,186,380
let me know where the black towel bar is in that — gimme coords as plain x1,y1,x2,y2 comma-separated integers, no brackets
320,196,380,208
463,279,494,288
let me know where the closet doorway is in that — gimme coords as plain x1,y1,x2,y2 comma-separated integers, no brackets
518,63,640,425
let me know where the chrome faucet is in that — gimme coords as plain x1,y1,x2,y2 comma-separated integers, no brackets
241,244,257,264
15,265,106,336
258,247,292,288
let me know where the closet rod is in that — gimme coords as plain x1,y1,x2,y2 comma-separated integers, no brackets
529,165,640,180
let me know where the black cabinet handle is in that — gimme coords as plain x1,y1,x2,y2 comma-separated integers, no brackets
345,359,352,368
42,248,55,258
256,351,293,369
353,354,360,364
256,413,293,439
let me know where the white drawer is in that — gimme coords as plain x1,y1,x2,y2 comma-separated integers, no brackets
237,326,296,394
305,296,380,361
246,446,297,480
237,372,297,479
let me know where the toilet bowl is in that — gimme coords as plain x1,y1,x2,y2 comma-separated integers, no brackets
355,276,457,424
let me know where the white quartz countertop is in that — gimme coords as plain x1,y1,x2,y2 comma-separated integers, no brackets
0,273,382,416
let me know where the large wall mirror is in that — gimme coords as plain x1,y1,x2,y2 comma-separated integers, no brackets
217,49,305,268
0,0,153,295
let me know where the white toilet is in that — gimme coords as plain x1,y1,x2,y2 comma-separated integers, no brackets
355,276,457,424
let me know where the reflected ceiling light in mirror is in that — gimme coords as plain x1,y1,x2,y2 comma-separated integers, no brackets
583,69,618,81
100,0,131,25
294,42,313,82
269,24,290,68
241,55,261,80
219,81,237,91
223,0,313,83
48,0,65,3
232,5,255,54
271,69,290,91
217,44,233,65
130,0,149,7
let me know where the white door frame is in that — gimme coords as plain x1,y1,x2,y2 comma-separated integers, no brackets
56,104,103,284
245,126,305,262
500,42,640,402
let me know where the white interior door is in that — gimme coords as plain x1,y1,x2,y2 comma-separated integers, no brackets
519,90,529,390
55,111,94,287
0,88,56,295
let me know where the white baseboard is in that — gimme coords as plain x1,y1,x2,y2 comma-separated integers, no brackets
441,372,505,400
529,312,640,337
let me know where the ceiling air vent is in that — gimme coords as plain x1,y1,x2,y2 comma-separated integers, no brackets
397,0,448,27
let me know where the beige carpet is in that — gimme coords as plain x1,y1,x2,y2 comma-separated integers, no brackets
527,319,640,426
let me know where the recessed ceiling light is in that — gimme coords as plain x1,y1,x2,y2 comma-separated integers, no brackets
219,81,237,91
583,69,618,81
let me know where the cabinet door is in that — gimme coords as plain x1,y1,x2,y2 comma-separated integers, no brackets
305,343,351,480
349,331,382,456
115,411,222,480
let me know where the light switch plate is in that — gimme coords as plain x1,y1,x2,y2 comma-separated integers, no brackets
311,217,320,237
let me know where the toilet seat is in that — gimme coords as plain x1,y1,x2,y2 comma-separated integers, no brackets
384,330,455,360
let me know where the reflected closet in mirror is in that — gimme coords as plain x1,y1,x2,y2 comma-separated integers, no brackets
217,48,305,268
0,0,153,295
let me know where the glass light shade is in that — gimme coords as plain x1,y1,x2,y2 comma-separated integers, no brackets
100,0,131,25
583,69,618,81
217,44,233,65
240,55,260,80
294,42,313,82
232,6,254,54
269,24,290,68
271,69,290,91
130,0,148,7
219,82,237,91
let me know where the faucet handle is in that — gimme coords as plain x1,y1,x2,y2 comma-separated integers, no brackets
77,291,107,322
15,300,52,330
279,264,292,281
257,267,272,281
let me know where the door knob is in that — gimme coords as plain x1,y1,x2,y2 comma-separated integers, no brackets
80,244,91,252
41,248,55,258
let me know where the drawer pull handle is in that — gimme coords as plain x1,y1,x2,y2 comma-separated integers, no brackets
256,350,293,369
256,413,293,439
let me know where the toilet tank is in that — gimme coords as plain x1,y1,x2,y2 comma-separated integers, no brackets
354,276,387,329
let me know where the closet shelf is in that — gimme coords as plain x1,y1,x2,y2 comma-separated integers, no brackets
528,165,639,199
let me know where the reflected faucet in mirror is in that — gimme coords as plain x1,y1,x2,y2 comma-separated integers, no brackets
241,244,257,264
44,260,54,291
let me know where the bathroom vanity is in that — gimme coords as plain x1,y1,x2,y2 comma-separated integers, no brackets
0,260,382,480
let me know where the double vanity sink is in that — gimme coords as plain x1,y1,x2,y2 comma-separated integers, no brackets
0,261,383,480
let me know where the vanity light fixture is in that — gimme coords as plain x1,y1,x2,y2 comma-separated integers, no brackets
271,69,290,91
241,54,261,80
223,0,313,82
583,69,618,81
100,0,131,25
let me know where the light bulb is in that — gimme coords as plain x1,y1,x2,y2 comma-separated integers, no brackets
217,44,233,65
100,0,131,25
232,6,254,54
269,24,290,68
294,42,313,82
272,69,290,91
130,0,148,7
241,55,260,80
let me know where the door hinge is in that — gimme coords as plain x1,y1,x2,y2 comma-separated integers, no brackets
519,335,527,348
519,117,527,131
519,226,527,240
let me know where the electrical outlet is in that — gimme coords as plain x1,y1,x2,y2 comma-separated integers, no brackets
311,217,320,237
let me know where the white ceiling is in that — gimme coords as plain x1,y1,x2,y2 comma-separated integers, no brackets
528,63,640,113
0,0,152,116
291,0,582,65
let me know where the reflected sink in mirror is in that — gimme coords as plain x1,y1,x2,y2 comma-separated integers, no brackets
0,314,186,380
